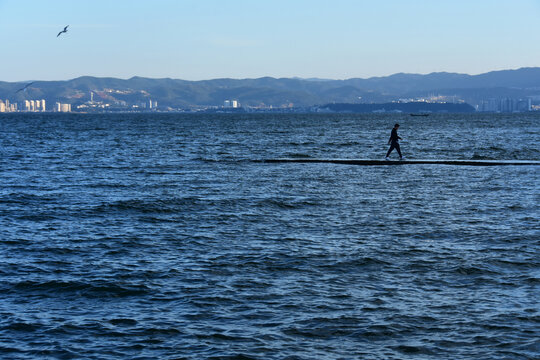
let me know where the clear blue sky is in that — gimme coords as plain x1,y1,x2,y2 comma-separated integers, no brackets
1,0,539,81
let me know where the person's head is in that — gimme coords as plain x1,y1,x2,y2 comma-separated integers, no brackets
394,123,400,129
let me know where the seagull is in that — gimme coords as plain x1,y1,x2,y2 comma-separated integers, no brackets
57,25,69,37
15,82,35,93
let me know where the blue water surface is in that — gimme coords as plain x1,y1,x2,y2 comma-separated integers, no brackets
0,113,539,359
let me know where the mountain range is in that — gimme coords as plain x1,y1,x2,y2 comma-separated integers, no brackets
1,67,539,109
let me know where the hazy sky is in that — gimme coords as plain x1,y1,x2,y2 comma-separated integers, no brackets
1,0,539,81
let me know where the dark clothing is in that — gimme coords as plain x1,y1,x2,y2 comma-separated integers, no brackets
386,127,403,158
389,128,401,143
386,142,402,158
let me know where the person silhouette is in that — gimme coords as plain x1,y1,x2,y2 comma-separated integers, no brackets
385,123,404,160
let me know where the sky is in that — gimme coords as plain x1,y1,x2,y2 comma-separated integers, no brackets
1,0,539,82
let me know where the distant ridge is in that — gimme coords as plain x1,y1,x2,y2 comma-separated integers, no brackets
1,67,539,109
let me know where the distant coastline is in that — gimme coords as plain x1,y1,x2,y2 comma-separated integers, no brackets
1,67,539,113
319,102,475,114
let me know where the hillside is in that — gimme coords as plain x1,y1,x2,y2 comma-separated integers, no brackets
1,67,539,109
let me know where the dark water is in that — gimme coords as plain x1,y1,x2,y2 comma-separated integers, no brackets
0,113,538,359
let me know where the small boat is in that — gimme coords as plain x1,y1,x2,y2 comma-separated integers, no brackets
410,113,430,117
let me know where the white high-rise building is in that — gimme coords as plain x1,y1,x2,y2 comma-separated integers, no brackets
224,100,239,108
41,99,46,111
55,102,71,112
0,101,5,112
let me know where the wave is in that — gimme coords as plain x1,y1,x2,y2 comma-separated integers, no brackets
0,192,61,205
9,280,150,298
256,197,320,210
93,197,203,214
283,152,312,158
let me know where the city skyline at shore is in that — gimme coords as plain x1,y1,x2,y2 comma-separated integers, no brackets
1,0,539,82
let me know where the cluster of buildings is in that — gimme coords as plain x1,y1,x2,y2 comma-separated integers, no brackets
75,93,158,112
396,95,464,104
0,99,73,113
0,99,17,112
25,99,47,111
478,98,532,112
0,99,47,112
396,95,535,113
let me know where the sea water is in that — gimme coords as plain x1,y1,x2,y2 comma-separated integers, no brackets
0,113,538,359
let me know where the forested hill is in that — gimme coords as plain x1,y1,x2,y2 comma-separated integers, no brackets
1,67,539,108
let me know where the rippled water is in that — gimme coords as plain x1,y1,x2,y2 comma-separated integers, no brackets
0,113,539,359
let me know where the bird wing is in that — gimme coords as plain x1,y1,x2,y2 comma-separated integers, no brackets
64,25,69,31
57,31,62,37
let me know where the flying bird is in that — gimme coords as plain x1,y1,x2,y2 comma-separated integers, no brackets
57,25,69,37
15,82,35,93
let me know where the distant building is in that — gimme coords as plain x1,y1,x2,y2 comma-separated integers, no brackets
517,99,532,112
142,99,158,110
500,98,514,112
0,101,5,112
55,102,71,112
479,98,498,112
224,100,239,108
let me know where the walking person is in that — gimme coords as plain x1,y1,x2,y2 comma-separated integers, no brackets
385,123,405,160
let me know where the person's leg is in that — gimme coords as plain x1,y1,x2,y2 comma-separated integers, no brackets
395,143,402,158
386,144,395,157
